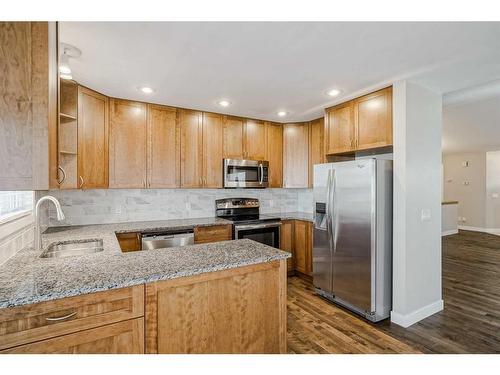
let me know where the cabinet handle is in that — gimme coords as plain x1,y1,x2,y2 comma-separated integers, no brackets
57,166,66,185
79,176,84,188
45,311,77,322
142,179,146,188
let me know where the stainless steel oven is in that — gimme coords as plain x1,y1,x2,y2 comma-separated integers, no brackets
223,159,269,188
234,221,281,248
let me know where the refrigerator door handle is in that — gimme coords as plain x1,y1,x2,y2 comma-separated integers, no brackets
326,169,334,252
332,169,339,253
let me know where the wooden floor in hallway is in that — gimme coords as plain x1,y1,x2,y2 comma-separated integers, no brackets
287,230,500,354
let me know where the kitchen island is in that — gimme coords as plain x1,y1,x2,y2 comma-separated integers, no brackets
0,219,290,354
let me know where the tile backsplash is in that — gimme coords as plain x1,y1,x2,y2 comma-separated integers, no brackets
43,188,314,227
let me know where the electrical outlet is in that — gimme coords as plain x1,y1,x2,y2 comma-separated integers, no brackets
492,193,499,199
114,206,122,214
421,209,431,222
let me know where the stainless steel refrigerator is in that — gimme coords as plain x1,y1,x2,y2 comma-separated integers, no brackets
313,159,392,322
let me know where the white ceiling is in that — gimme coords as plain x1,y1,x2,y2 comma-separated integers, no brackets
60,22,500,122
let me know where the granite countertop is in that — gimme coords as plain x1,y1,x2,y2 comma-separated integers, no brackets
0,217,291,309
264,211,314,222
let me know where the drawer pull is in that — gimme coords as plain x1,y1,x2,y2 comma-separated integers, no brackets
45,311,77,322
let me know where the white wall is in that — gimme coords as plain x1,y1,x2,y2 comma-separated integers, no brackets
486,151,500,232
392,80,444,327
443,152,487,228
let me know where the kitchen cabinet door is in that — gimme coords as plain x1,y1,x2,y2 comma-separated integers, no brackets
109,99,147,188
202,112,224,188
265,122,283,188
309,117,324,187
244,119,266,160
77,86,109,189
325,101,355,155
0,22,56,190
3,318,144,354
283,123,309,188
354,86,393,151
147,104,179,188
294,220,312,276
180,109,203,187
279,220,294,272
223,116,245,159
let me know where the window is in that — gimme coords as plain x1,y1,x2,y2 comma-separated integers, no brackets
0,191,34,225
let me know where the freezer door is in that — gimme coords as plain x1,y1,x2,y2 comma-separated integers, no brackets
332,159,375,312
312,164,334,295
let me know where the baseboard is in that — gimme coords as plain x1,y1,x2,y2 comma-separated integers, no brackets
441,229,458,236
390,299,444,328
294,270,313,283
458,226,500,236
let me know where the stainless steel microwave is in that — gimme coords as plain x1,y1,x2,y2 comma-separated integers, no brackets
223,159,269,188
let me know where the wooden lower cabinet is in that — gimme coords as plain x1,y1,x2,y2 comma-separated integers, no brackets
279,220,294,272
0,285,144,353
194,224,232,244
279,220,313,277
294,220,313,276
3,318,144,354
145,261,287,354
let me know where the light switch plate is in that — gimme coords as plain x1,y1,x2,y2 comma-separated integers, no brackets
421,208,431,222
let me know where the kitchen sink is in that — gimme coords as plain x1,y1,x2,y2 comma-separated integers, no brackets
40,239,104,258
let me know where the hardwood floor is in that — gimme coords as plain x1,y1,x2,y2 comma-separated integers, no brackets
287,230,500,354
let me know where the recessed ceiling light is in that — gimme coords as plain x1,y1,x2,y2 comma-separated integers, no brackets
139,86,154,94
327,88,342,97
277,111,287,117
218,100,230,107
60,73,73,80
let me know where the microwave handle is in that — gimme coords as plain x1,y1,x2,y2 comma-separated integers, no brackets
259,163,264,185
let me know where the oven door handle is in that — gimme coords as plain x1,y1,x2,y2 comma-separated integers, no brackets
234,222,282,231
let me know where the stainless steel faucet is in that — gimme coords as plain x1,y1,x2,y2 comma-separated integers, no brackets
34,195,65,252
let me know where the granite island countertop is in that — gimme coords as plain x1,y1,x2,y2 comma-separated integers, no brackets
0,217,291,309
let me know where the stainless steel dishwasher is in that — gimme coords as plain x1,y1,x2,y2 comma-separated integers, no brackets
141,229,194,250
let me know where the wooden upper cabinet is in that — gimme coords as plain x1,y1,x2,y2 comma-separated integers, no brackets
180,109,203,188
309,117,324,187
283,123,309,188
354,86,393,150
0,22,56,190
202,112,223,188
222,116,245,159
326,101,354,155
325,86,393,155
109,99,147,188
77,87,109,189
245,119,266,160
147,104,179,188
265,122,283,188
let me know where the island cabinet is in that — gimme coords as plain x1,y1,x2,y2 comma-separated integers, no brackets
265,122,283,188
222,117,266,160
0,286,145,353
325,86,392,155
109,99,148,188
180,110,223,188
145,260,287,354
283,123,310,188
